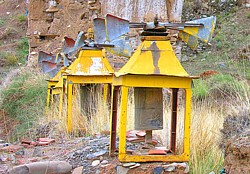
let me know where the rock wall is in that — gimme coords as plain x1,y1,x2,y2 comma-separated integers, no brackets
224,130,250,174
100,0,168,21
27,0,185,66
221,109,250,174
27,0,101,53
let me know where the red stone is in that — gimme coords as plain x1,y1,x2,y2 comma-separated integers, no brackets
0,145,23,153
38,142,49,146
127,137,144,143
20,144,29,147
38,138,55,143
30,158,38,162
148,150,167,155
30,141,38,146
21,140,32,145
136,131,146,137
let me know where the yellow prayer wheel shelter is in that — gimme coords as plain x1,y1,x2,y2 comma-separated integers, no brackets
46,67,67,113
110,36,198,162
65,49,114,132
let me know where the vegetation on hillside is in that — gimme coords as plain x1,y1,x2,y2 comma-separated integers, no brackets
0,1,249,174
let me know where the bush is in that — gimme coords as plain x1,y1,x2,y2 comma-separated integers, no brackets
17,37,29,64
17,14,27,22
193,74,249,100
0,71,47,141
4,53,18,66
209,74,248,99
193,79,209,100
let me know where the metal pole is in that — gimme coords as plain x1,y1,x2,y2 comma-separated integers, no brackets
170,88,179,154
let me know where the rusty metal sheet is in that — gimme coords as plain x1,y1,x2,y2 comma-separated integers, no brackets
38,51,56,63
62,36,75,55
41,61,57,73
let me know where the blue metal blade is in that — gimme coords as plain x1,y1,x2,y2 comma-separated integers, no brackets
94,18,106,43
106,14,130,42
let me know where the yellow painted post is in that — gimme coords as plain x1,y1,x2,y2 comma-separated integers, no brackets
119,86,129,160
183,88,192,160
46,86,51,114
109,85,114,155
67,82,73,133
59,90,63,119
103,84,108,105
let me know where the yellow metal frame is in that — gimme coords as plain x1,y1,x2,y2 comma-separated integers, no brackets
46,80,58,113
65,49,114,133
114,76,192,162
66,75,113,132
110,38,197,162
46,67,67,113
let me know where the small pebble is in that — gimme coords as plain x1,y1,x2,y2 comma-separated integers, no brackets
92,160,100,167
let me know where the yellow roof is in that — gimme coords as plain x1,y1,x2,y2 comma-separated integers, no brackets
65,49,114,76
116,40,190,77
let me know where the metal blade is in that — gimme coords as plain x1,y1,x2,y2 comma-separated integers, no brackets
106,14,130,42
62,37,75,54
107,37,133,58
182,16,216,43
74,31,87,49
94,18,106,43
60,53,70,67
49,67,61,77
178,31,199,49
38,51,56,63
41,61,58,73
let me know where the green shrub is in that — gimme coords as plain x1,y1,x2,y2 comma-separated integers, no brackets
193,74,249,100
192,79,210,100
0,72,47,141
208,74,248,99
17,37,29,64
17,14,27,22
4,53,18,66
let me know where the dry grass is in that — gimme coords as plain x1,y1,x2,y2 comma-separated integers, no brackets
45,84,110,137
43,80,249,173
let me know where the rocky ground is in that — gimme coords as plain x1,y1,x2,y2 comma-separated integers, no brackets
0,132,190,174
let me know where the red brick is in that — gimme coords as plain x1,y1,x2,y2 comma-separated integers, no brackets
38,138,55,143
148,150,167,155
30,141,38,146
20,144,29,147
38,142,49,146
0,145,23,153
127,137,144,143
21,140,32,145
136,131,146,137
27,145,35,148
30,158,38,162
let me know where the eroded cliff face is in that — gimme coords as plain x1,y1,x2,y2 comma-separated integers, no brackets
100,0,168,21
27,0,185,65
27,0,101,53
